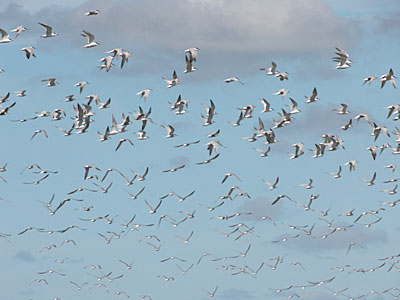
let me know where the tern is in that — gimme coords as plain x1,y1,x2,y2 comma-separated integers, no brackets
162,70,181,88
225,77,244,84
74,81,89,94
381,68,396,89
260,61,277,75
0,28,12,43
184,47,199,62
38,23,58,38
41,78,59,87
21,47,36,59
85,10,100,16
81,30,99,48
305,87,319,103
137,89,152,102
11,25,28,38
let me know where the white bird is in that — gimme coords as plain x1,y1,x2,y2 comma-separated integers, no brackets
74,81,89,94
305,87,319,103
11,25,28,38
363,76,377,85
264,176,279,190
344,160,357,172
259,98,273,113
381,68,396,89
85,10,100,16
225,77,244,85
361,172,377,186
260,61,277,75
38,23,58,38
273,88,289,100
184,47,199,62
120,51,131,68
333,103,350,114
137,89,152,102
99,56,114,72
20,47,36,59
81,30,99,48
184,55,197,73
160,124,176,138
0,28,12,43
162,71,181,88
41,78,59,87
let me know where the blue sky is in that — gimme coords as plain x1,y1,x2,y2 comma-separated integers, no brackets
1,1,400,299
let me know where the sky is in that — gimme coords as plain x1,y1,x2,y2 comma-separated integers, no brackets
0,0,400,299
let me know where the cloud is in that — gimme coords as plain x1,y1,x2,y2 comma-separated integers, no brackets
14,249,36,262
217,288,255,300
238,196,285,222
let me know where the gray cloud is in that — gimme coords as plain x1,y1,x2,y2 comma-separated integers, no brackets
217,288,255,300
14,249,36,262
238,196,284,222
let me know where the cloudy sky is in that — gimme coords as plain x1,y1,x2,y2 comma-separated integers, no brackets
1,1,400,300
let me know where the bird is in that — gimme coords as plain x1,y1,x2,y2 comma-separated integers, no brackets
361,172,377,186
20,47,36,59
273,88,289,100
41,78,58,87
85,9,100,16
137,89,152,102
160,124,177,138
260,61,277,75
74,81,89,94
0,28,12,43
31,129,48,140
81,30,100,48
115,138,134,151
184,55,197,73
184,47,199,62
305,87,319,103
381,68,396,89
263,177,279,190
11,25,28,38
162,71,181,88
225,77,244,85
163,165,185,173
38,23,58,38
221,173,241,184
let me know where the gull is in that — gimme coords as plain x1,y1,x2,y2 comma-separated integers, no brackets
184,47,199,62
204,286,218,297
361,172,377,186
163,165,185,173
231,111,244,127
252,146,271,157
175,231,193,244
171,190,195,202
67,187,97,195
93,182,113,193
99,56,114,72
124,187,145,200
160,256,187,263
264,176,279,190
333,103,350,114
363,76,377,85
161,124,176,138
38,23,58,38
235,244,251,258
366,146,377,160
381,68,396,89
0,28,12,43
271,194,292,205
273,88,289,100
347,242,365,254
275,72,289,81
225,77,244,84
305,87,319,103
174,140,200,147
206,140,224,155
31,129,48,140
289,143,304,159
97,126,110,142
184,55,197,73
31,279,48,285
162,70,181,88
332,47,352,69
84,165,101,180
259,98,273,113
115,138,134,151
70,281,88,290
74,81,89,94
11,25,28,38
381,184,397,195
118,260,133,270
97,97,111,109
21,47,36,59
271,234,300,243
176,263,194,275
119,50,131,68
196,153,220,165
286,98,301,114
137,130,149,140
385,164,396,172
299,178,313,189
97,233,113,244
260,61,277,75
37,270,66,276
355,113,372,125
341,119,353,131
85,9,100,16
137,89,152,102
135,167,149,181
15,90,27,97
144,199,162,214
41,78,59,87
221,173,241,184
344,160,357,172
371,122,390,141
0,102,16,116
